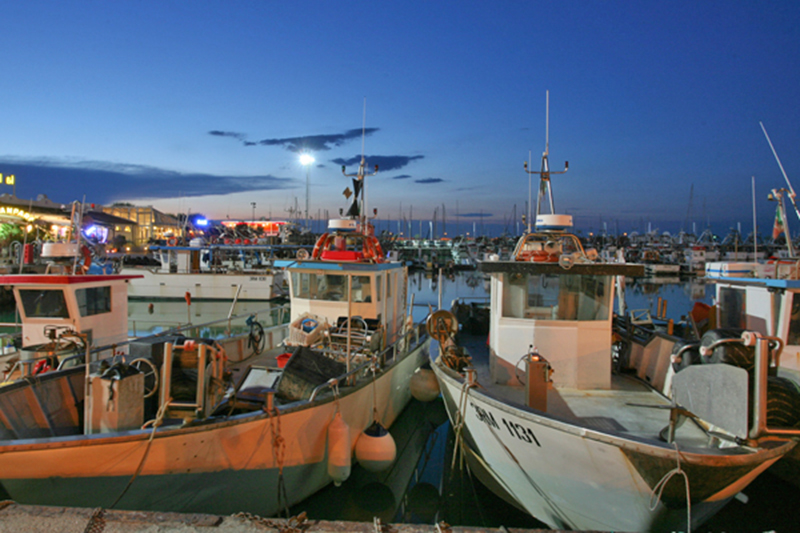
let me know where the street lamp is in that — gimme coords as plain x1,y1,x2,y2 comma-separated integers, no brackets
300,153,315,230
251,202,256,224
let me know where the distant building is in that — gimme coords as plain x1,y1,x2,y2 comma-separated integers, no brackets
101,205,182,247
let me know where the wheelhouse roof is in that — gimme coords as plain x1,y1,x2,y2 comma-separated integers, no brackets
0,274,143,286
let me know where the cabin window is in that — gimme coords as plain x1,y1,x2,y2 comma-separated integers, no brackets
386,272,392,298
291,272,312,299
316,274,347,301
18,289,70,318
718,287,745,329
375,275,382,302
291,272,348,301
76,287,112,316
351,275,372,303
501,273,610,321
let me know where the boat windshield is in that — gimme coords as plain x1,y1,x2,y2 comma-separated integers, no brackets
291,272,349,302
501,273,612,321
18,289,70,319
291,271,379,304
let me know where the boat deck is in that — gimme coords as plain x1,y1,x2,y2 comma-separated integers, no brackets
457,332,718,449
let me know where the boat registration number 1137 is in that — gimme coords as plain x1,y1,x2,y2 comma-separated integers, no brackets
470,402,541,447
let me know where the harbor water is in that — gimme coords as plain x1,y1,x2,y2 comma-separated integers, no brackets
1,270,798,532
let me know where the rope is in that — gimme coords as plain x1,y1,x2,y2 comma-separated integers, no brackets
267,404,289,517
370,357,379,422
450,380,475,471
233,511,308,533
109,396,171,509
83,507,105,533
649,443,692,533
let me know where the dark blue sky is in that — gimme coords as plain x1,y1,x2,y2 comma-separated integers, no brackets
1,1,798,237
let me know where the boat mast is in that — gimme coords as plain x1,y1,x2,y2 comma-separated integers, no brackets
525,91,568,232
342,99,378,236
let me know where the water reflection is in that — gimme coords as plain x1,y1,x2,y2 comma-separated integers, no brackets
291,397,545,528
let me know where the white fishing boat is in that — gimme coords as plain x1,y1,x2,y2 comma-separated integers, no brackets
428,96,797,532
120,244,287,301
0,156,431,516
620,129,800,488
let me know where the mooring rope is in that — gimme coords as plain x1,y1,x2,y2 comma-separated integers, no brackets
267,404,289,517
370,357,379,422
649,442,692,533
450,379,475,471
109,396,171,509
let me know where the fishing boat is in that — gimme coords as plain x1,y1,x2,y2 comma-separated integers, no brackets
428,96,797,532
119,243,287,301
619,129,800,488
0,156,431,516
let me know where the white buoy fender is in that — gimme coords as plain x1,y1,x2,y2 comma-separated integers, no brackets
354,421,396,472
327,412,351,486
410,368,440,402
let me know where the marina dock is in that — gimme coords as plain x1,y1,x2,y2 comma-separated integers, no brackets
0,502,571,533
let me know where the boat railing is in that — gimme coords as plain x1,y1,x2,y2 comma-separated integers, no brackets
701,331,800,439
129,303,290,341
11,304,291,379
306,320,426,403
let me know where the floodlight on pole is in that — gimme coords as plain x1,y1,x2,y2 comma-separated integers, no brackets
300,154,315,230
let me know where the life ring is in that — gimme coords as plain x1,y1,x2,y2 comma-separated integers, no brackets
363,237,376,261
312,233,329,259
79,245,92,274
518,250,558,263
373,240,385,261
168,237,178,246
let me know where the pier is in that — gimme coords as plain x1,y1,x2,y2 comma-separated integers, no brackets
0,502,571,533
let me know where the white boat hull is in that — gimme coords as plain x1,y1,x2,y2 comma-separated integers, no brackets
432,358,790,532
120,267,286,301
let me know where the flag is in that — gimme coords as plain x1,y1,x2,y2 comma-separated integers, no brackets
773,205,785,240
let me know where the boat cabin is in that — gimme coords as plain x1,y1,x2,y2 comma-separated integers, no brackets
482,260,643,390
0,274,139,349
286,262,407,350
706,261,800,383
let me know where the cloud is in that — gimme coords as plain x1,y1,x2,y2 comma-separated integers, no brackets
210,128,379,153
458,212,493,218
415,177,443,184
0,157,293,205
208,130,247,142
331,155,424,172
391,174,412,180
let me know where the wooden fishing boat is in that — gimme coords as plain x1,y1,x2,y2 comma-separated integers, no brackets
428,96,797,532
0,157,430,516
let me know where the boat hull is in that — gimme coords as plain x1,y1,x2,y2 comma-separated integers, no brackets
0,338,430,516
120,267,285,301
432,358,792,532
